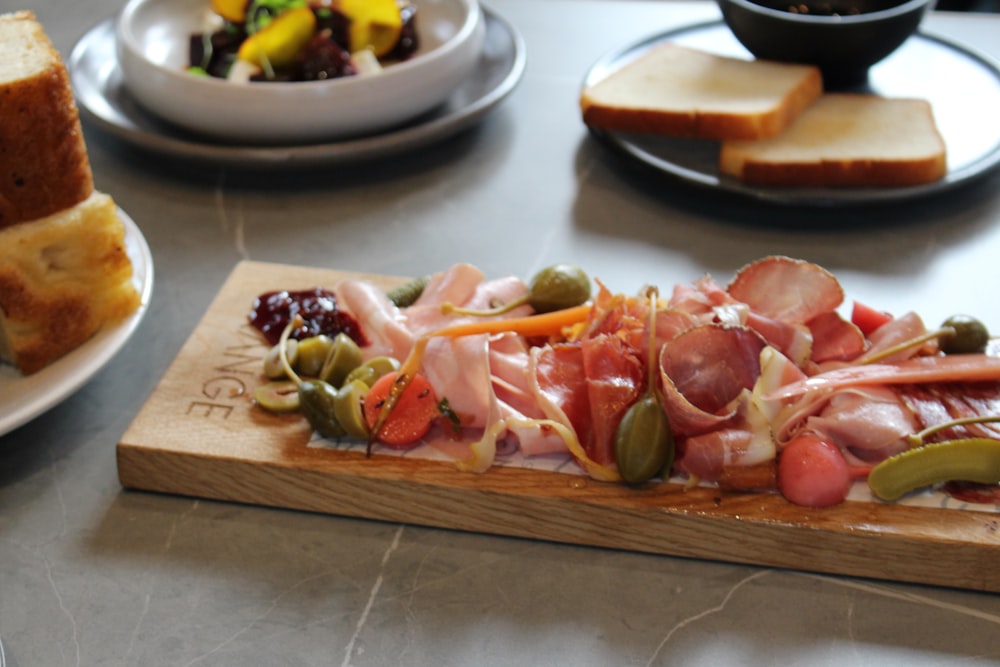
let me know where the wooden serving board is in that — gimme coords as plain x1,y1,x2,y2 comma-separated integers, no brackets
118,261,1000,593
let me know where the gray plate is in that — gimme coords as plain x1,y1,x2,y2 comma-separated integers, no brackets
583,21,1000,207
68,5,525,170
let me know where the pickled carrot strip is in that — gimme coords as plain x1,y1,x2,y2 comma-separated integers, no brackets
432,304,593,339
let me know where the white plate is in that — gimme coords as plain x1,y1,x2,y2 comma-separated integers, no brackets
584,21,1000,207
0,209,154,437
69,6,525,169
115,0,484,143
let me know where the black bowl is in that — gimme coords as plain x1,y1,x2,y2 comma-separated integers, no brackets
717,0,935,87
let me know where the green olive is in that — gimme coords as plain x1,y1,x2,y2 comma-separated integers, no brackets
296,335,334,377
940,315,989,355
614,395,675,485
319,333,363,388
528,264,591,314
263,340,298,379
254,380,301,412
299,380,344,438
343,356,401,388
334,379,371,440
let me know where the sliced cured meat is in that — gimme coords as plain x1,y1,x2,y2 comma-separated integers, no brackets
803,387,916,463
488,333,567,456
901,383,1000,441
420,335,492,428
582,334,645,467
855,311,928,363
727,256,844,323
745,311,812,366
674,393,775,483
411,262,484,308
806,311,866,363
659,324,767,437
668,274,738,317
533,343,593,449
334,278,413,361
766,354,1000,400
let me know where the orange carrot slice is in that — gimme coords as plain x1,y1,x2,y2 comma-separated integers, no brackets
364,371,439,448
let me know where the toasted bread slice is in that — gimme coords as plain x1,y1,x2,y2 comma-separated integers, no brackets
0,10,93,229
580,43,823,141
719,94,948,187
0,190,141,375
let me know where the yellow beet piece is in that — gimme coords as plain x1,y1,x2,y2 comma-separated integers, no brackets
339,0,403,57
212,0,248,22
237,6,317,69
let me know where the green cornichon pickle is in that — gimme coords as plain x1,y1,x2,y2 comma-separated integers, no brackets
868,437,1000,501
387,276,429,308
614,395,675,485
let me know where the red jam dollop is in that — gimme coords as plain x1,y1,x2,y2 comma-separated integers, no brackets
249,288,368,347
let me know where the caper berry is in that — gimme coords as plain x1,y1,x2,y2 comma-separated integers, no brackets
528,264,591,314
614,396,675,484
319,333,363,388
940,315,989,355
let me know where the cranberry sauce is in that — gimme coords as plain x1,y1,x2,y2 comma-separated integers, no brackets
249,288,368,347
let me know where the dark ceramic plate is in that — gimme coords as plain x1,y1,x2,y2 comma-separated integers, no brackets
68,5,525,170
583,21,1000,207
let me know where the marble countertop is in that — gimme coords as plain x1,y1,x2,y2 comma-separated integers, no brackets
2,1,1000,665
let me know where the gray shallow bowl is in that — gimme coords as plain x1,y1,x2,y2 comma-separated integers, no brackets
717,0,935,87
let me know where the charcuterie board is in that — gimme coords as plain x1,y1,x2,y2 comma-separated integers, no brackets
118,261,1000,593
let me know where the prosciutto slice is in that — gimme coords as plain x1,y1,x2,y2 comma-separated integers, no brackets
675,392,775,484
582,334,645,466
659,324,767,437
532,336,644,468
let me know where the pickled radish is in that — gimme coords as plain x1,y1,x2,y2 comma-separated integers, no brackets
777,434,852,507
851,301,893,335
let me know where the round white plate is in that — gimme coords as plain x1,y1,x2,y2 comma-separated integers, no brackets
0,209,154,437
584,21,1000,207
68,6,525,169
